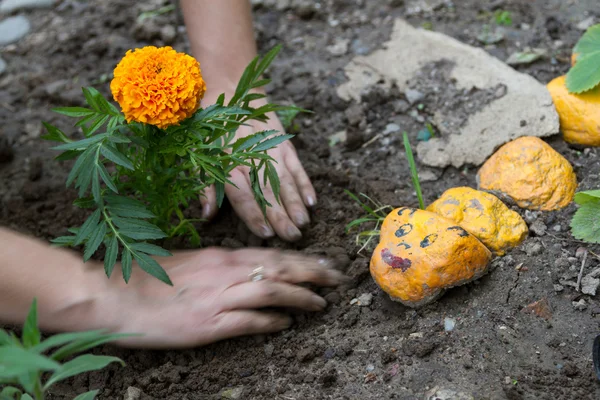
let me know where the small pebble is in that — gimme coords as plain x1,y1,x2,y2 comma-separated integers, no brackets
553,284,564,292
444,317,456,332
572,299,587,311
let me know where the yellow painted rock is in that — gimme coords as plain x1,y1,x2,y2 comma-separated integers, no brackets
547,75,600,146
370,207,491,308
427,187,528,256
477,136,577,211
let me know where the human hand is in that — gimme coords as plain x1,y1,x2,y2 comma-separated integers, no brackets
101,248,344,349
200,114,317,242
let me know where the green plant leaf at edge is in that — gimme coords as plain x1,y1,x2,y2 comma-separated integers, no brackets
566,51,600,94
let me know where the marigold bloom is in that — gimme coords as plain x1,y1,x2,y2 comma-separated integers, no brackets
110,46,206,129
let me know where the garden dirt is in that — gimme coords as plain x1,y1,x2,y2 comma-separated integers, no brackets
1,0,600,399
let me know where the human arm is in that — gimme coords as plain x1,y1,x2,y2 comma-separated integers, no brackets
180,0,317,242
0,228,344,348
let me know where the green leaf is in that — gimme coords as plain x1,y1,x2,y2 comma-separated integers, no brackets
133,253,172,285
55,150,81,161
66,146,95,188
44,355,124,389
49,332,135,362
82,87,102,112
104,236,119,278
403,132,425,210
122,249,132,283
98,163,119,193
74,198,96,209
84,114,110,137
52,107,95,118
84,222,107,261
113,217,167,241
0,329,11,345
0,347,61,378
91,172,101,203
41,122,71,143
74,209,102,246
21,395,34,400
0,387,23,399
253,134,294,152
232,130,277,153
215,182,225,207
571,202,600,243
100,144,134,170
22,299,40,349
573,24,600,56
574,190,600,205
50,235,77,247
52,133,108,152
129,242,172,257
566,51,600,93
255,44,281,82
105,195,155,219
32,330,105,354
265,161,281,204
73,390,100,400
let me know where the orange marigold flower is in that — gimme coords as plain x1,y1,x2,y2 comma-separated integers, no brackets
110,46,206,129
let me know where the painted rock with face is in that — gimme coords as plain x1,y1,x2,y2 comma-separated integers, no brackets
370,207,492,308
427,187,528,256
477,136,577,211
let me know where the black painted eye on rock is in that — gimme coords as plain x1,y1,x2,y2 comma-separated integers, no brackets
447,226,470,237
420,233,438,248
395,223,413,237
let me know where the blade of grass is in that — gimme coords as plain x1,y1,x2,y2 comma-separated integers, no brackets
403,132,424,210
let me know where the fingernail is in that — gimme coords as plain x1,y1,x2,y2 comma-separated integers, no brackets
202,204,211,219
294,212,310,227
261,224,275,238
312,295,327,310
306,195,317,207
287,226,302,241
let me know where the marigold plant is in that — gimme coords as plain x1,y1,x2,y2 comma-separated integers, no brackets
42,45,303,285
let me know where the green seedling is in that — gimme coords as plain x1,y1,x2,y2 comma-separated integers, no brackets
137,4,175,23
0,299,135,400
345,190,392,256
494,10,512,26
403,132,424,210
277,107,302,133
571,190,600,243
566,24,600,94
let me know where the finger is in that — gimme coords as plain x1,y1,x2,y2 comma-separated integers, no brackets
210,310,292,341
277,167,310,228
226,168,276,238
221,280,327,312
261,179,303,242
229,249,346,286
284,145,317,207
199,184,218,220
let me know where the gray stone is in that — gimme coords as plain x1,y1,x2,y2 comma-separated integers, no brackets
357,293,373,306
523,241,543,257
404,88,424,104
529,219,547,236
0,15,31,46
383,123,401,135
444,317,456,332
581,275,600,296
221,386,244,399
0,0,55,13
336,19,558,168
0,57,6,75
577,16,596,31
572,299,587,311
124,387,142,400
326,38,349,56
160,25,177,44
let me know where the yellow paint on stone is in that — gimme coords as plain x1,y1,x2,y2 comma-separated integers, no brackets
477,136,577,211
427,187,528,256
370,207,491,308
547,75,600,147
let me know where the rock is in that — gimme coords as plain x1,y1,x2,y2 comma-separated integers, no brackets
393,99,410,113
547,75,600,146
576,16,596,31
326,38,349,56
554,284,564,292
581,275,600,296
425,387,474,400
0,57,6,75
160,25,177,44
521,298,552,320
572,299,587,311
477,137,576,211
356,293,373,306
345,104,364,126
529,219,547,236
427,187,528,255
404,89,424,105
444,317,456,332
124,387,142,400
418,169,439,182
523,241,543,257
220,386,244,399
383,123,401,135
0,0,55,13
0,15,31,46
554,258,570,269
523,210,540,224
371,207,491,308
336,19,558,168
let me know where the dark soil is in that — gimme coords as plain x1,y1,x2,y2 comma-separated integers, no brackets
2,0,600,399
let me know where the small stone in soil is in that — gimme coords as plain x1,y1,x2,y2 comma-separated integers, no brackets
356,293,373,306
554,257,570,269
553,284,564,292
326,38,349,56
581,275,600,296
220,386,244,399
124,387,142,400
523,241,543,257
0,16,31,46
521,298,552,320
529,219,547,236
444,317,456,331
404,89,424,104
572,299,587,311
